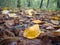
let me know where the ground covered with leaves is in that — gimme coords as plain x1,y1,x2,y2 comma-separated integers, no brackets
0,8,60,45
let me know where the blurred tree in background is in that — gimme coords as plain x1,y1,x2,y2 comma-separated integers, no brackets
17,0,21,7
27,0,31,7
0,0,60,10
0,0,17,8
57,0,60,8
40,0,43,8
46,0,49,8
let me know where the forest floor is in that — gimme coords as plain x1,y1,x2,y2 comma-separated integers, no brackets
0,8,60,45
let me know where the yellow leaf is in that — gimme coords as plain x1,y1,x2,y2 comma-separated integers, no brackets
23,24,44,39
32,20,42,24
51,16,60,20
25,9,33,16
2,7,8,10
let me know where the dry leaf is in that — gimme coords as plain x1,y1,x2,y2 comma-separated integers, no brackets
51,32,60,37
25,9,34,16
5,20,14,26
50,16,60,20
46,26,54,30
9,9,14,13
55,29,60,32
23,24,44,39
54,26,60,29
2,10,9,14
50,29,60,37
51,20,59,25
2,7,8,10
32,20,42,24
8,13,18,17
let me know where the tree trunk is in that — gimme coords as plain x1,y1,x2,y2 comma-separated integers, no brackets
57,0,60,8
27,0,30,7
46,0,49,8
17,0,21,8
40,0,43,8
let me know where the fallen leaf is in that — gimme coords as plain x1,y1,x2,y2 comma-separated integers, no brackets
5,20,14,26
25,9,34,16
51,20,59,25
2,7,8,10
8,13,18,17
50,16,60,20
32,20,43,24
50,29,60,37
55,29,60,32
2,10,9,14
51,32,60,37
54,26,60,29
23,24,44,39
46,26,54,30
